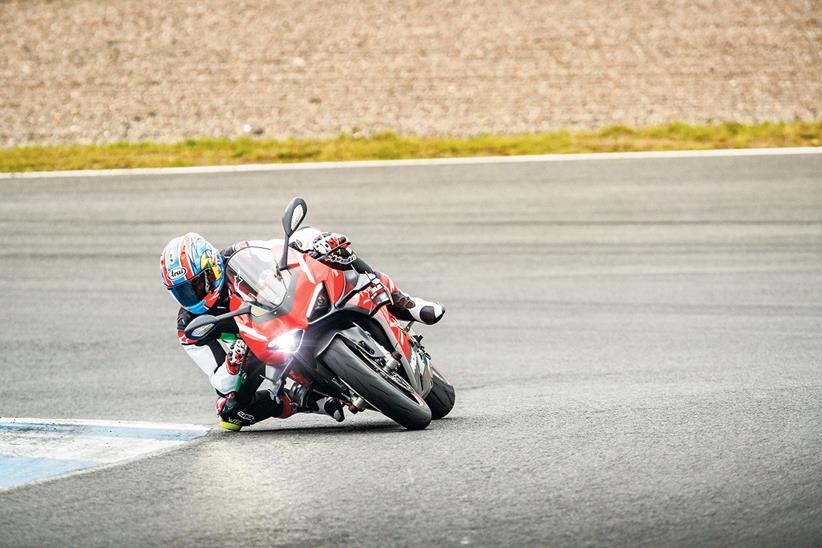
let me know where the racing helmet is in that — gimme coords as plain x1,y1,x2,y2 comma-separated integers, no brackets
160,232,225,313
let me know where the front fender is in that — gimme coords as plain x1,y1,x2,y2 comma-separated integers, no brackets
314,324,431,397
314,324,383,363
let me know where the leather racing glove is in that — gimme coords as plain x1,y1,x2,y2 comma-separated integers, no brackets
311,232,350,256
225,339,248,375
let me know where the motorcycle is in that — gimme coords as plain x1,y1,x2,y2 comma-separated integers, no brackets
184,197,455,430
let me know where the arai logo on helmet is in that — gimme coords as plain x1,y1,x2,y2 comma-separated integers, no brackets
168,267,187,280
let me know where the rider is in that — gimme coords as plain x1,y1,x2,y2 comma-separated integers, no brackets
161,228,445,431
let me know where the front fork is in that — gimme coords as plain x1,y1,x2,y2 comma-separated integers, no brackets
262,349,365,411
365,317,434,398
260,357,297,403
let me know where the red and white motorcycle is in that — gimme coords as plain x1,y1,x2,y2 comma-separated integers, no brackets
185,198,455,430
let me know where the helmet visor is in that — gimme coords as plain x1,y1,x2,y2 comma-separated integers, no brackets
168,269,215,308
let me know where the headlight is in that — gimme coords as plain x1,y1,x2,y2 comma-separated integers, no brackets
267,329,304,353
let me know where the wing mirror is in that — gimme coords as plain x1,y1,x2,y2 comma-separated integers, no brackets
282,197,307,237
184,314,218,341
279,197,307,269
183,304,253,341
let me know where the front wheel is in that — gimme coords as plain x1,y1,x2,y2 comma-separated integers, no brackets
321,338,432,430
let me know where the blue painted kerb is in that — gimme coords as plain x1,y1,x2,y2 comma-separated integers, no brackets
0,455,98,489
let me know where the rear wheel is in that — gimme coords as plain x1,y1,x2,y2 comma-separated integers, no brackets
425,366,455,419
321,338,432,430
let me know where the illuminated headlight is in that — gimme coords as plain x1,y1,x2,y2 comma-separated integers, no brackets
267,330,304,353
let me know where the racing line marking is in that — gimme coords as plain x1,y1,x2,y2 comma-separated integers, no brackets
1,146,819,179
0,418,208,492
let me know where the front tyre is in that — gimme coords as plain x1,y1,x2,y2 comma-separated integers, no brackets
425,365,455,419
321,338,432,430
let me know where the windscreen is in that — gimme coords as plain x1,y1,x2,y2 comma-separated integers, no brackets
226,246,288,310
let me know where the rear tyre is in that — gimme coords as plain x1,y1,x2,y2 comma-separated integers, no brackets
425,366,455,419
321,338,432,430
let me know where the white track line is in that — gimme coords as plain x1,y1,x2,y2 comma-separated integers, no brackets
2,417,209,432
0,434,186,463
0,418,209,492
1,146,819,179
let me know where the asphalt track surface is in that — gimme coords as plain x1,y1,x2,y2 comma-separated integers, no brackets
1,152,821,546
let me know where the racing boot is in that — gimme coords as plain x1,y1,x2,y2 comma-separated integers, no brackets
285,384,345,422
216,392,244,431
377,273,445,325
388,288,445,325
217,388,291,431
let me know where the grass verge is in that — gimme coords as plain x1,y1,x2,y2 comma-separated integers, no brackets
1,121,820,173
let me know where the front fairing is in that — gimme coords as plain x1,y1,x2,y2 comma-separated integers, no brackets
230,288,309,365
225,241,434,397
226,243,310,364
226,241,358,364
